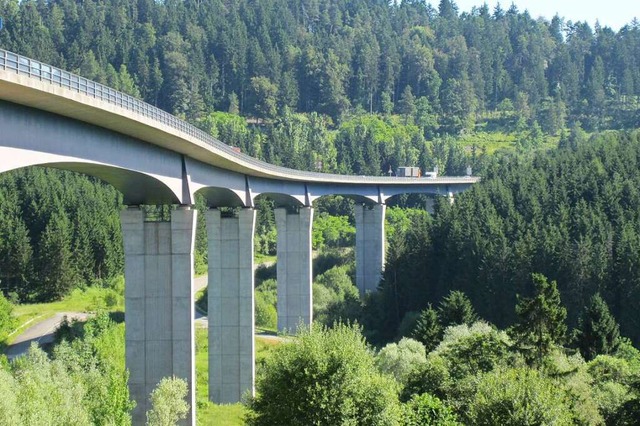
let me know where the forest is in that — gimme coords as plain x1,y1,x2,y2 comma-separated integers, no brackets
1,0,640,423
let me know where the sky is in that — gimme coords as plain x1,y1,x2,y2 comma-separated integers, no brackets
452,0,638,31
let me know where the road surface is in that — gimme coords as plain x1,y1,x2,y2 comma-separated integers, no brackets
5,312,91,360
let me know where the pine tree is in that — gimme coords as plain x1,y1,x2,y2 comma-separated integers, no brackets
438,290,477,327
37,213,77,301
514,274,567,366
411,304,442,352
575,293,620,361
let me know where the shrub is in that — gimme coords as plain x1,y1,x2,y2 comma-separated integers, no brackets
376,338,426,385
146,377,190,426
433,322,514,380
468,368,574,425
402,393,460,426
247,323,401,425
255,291,277,329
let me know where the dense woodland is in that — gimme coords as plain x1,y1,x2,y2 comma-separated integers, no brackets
369,130,640,346
0,0,639,133
1,0,640,423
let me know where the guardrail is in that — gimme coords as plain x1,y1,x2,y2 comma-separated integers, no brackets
0,48,478,184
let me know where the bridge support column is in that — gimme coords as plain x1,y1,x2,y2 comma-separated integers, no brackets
275,207,313,333
206,208,256,403
121,206,196,426
355,204,386,295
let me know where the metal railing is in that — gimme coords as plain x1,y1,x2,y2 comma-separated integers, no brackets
0,48,477,184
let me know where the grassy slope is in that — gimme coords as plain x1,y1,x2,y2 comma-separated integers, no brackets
7,286,124,344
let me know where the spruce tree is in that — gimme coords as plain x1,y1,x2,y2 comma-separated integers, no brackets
514,274,567,366
438,290,477,328
37,213,77,301
575,293,620,361
411,304,442,352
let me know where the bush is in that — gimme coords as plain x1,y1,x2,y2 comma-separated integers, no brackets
146,377,190,426
0,292,16,345
313,266,361,326
587,355,636,423
402,355,451,402
402,393,460,426
468,368,574,425
376,338,426,385
255,291,277,329
433,322,514,380
247,323,401,425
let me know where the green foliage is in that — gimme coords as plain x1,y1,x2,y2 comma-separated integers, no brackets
467,368,574,425
375,338,427,385
2,314,132,426
411,304,443,352
586,356,636,423
247,323,401,426
10,345,92,425
146,377,190,426
313,266,361,327
0,168,123,302
312,214,354,250
255,290,277,330
514,274,567,366
0,292,16,345
402,393,460,426
433,322,514,381
402,355,452,403
438,291,478,328
575,293,621,361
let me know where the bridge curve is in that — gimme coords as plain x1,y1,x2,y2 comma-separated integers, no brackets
0,47,479,205
0,48,481,425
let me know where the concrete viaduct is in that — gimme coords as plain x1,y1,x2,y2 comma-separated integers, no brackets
0,49,479,424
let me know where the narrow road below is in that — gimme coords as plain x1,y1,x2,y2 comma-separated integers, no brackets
5,312,91,360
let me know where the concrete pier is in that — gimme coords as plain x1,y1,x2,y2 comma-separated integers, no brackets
275,207,313,333
355,203,386,295
121,206,197,425
206,208,256,403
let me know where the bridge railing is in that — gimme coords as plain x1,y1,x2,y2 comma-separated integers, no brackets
0,48,477,184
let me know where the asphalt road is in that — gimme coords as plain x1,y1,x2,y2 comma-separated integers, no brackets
5,312,91,360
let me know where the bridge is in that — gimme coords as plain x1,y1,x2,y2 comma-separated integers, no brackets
0,48,479,424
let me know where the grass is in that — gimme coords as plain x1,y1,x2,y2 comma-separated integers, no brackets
455,130,518,154
195,327,282,425
254,253,276,265
8,285,124,344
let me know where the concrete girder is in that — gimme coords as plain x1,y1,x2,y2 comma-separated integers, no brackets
307,183,382,205
186,158,248,208
0,101,184,204
381,183,475,204
250,176,308,207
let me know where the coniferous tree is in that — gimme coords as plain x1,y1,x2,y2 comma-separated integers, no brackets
514,274,567,366
575,293,621,361
411,304,442,351
438,290,477,328
37,212,77,301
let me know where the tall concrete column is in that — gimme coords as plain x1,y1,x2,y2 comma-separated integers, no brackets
355,203,386,295
206,208,256,403
121,206,197,425
275,207,313,333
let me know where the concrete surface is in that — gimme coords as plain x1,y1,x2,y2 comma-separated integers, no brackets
275,207,313,333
